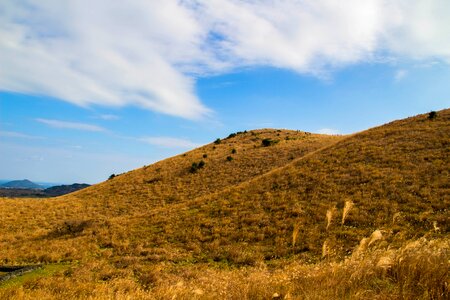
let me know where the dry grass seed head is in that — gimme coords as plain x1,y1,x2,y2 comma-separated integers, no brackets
354,237,369,257
322,240,329,258
326,207,336,230
368,229,383,247
341,200,354,225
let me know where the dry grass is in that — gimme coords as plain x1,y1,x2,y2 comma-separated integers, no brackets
326,207,336,230
292,222,301,247
341,200,354,225
0,109,449,299
0,238,447,299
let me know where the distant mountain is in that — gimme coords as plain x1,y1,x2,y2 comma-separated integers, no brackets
0,183,90,198
0,188,46,198
0,179,42,189
35,182,63,189
44,183,90,197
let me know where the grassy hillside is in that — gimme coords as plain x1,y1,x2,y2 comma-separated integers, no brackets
0,110,448,299
67,129,339,211
0,129,339,263
147,109,449,264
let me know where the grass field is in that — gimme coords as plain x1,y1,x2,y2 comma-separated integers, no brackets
0,109,448,299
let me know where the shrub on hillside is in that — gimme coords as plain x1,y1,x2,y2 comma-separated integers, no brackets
226,131,247,139
49,219,93,237
262,138,278,147
198,160,205,168
190,162,198,173
190,160,206,173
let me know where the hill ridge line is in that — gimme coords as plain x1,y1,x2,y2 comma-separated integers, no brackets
137,134,350,219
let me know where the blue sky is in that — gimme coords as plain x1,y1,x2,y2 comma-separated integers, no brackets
1,1,449,183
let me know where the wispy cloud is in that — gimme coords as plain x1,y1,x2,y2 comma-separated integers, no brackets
98,114,120,121
1,1,449,119
0,131,44,139
36,118,105,132
317,128,340,135
139,137,201,149
0,141,150,183
394,69,408,81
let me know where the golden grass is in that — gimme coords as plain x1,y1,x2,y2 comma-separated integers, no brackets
0,109,449,299
0,238,447,299
341,200,354,225
292,222,301,247
326,207,336,230
368,229,383,247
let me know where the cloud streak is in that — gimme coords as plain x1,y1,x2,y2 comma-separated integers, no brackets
97,114,120,121
394,69,408,82
0,131,44,139
317,128,341,135
1,1,449,119
36,118,105,132
139,137,202,149
0,141,149,183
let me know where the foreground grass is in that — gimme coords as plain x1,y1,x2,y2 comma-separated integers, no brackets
0,238,447,299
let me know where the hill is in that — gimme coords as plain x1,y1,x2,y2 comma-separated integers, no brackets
0,110,448,299
42,183,91,197
66,129,339,213
0,179,42,189
0,129,339,261
0,184,90,198
0,188,46,198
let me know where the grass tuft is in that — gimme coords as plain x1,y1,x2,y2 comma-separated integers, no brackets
341,200,354,225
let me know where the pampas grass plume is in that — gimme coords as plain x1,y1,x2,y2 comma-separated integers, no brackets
341,200,354,225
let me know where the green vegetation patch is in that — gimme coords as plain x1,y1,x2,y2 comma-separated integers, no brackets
0,264,69,289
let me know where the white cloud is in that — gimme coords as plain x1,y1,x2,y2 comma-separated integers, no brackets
317,128,340,135
0,1,210,120
197,0,382,73
0,131,44,139
383,0,450,63
98,114,120,121
394,69,408,81
1,1,449,119
36,118,105,132
139,137,201,149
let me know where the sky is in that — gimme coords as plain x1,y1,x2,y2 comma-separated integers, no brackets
1,0,449,184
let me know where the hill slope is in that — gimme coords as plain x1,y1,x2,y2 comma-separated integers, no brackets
143,109,449,263
0,129,339,262
63,129,340,214
0,110,448,299
0,183,90,198
43,183,91,197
